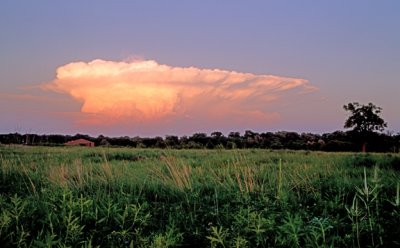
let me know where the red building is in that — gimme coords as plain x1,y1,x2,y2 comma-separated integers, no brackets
65,139,94,147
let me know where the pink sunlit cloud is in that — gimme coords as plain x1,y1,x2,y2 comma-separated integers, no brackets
42,59,317,134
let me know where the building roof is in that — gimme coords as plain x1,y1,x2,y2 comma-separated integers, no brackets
65,139,94,146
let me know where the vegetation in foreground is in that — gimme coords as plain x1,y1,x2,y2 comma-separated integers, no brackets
0,146,400,247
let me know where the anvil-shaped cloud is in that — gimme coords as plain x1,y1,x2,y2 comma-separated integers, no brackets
44,59,316,130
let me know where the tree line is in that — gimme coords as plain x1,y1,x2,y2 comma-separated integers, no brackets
0,130,398,152
1,102,398,152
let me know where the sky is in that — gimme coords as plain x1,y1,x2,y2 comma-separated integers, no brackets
1,1,399,137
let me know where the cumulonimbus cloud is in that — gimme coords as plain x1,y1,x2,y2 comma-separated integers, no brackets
43,59,316,127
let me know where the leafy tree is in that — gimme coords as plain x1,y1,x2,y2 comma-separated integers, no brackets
165,135,179,148
211,131,223,138
343,102,387,152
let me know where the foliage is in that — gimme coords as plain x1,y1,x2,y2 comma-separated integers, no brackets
1,129,399,152
0,146,400,247
343,102,387,133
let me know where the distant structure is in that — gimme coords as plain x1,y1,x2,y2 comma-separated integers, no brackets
65,139,94,147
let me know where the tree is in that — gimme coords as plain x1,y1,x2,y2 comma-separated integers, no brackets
343,102,387,152
165,135,179,148
211,131,223,138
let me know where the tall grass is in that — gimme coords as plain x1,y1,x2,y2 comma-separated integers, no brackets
0,145,399,247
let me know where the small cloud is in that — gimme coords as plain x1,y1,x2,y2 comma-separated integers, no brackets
43,59,317,132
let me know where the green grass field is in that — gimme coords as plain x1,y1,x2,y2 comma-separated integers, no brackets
0,146,399,247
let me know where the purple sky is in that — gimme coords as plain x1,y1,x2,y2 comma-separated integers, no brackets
1,1,399,136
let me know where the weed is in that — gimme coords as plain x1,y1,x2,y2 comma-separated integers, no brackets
0,146,399,246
